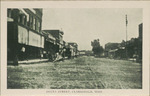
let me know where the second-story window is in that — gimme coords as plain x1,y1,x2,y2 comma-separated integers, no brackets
29,15,33,29
7,9,12,18
22,15,25,25
33,18,36,30
38,21,41,32
35,20,40,32
27,14,30,27
18,14,27,26
24,15,27,26
18,14,23,23
35,19,38,32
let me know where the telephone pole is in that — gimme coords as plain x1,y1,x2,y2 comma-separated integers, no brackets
125,15,128,59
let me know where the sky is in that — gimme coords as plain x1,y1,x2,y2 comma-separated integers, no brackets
42,8,142,50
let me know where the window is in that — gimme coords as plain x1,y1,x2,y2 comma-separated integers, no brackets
35,19,38,32
27,14,29,26
38,21,41,32
18,14,23,23
18,15,20,22
29,15,33,29
22,15,24,24
18,14,27,25
7,9,12,18
33,18,35,30
35,20,41,32
24,15,27,26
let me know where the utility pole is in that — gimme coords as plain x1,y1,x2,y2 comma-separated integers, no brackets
126,15,128,59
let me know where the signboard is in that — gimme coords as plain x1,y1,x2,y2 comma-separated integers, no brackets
18,25,28,45
29,31,44,48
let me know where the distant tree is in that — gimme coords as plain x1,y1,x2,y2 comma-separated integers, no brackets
126,38,139,58
91,39,104,57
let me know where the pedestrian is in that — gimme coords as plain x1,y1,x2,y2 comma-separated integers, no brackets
21,46,26,61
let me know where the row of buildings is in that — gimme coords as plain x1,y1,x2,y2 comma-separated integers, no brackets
104,23,142,62
7,8,78,65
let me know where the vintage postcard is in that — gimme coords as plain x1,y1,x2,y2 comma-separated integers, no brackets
1,1,150,96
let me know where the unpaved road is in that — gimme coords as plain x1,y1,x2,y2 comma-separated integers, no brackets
7,56,142,89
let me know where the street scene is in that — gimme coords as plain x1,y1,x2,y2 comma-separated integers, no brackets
7,56,142,89
7,8,142,89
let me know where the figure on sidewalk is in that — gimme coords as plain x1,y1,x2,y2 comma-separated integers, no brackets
20,46,28,61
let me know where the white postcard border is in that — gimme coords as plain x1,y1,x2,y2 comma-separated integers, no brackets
1,1,150,96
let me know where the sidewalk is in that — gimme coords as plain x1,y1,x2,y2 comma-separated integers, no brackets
18,59,49,64
8,55,64,65
7,59,49,65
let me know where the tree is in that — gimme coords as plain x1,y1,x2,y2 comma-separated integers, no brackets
91,39,104,57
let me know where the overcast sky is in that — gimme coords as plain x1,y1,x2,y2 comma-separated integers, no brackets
42,8,142,50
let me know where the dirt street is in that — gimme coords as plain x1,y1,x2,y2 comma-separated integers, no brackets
7,56,142,89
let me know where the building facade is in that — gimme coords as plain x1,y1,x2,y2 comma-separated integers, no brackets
7,8,44,65
42,30,57,60
104,43,120,57
43,30,64,52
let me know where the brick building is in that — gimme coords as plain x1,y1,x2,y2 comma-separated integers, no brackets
7,8,44,65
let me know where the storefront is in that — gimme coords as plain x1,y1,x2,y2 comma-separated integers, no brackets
7,8,44,65
7,23,44,64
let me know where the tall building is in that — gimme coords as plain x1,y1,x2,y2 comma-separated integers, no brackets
7,8,44,65
138,23,143,62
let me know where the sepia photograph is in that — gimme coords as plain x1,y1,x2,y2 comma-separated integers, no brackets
1,1,150,96
7,8,143,89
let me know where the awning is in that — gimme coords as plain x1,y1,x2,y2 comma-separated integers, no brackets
48,34,56,41
7,17,14,22
46,38,55,44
